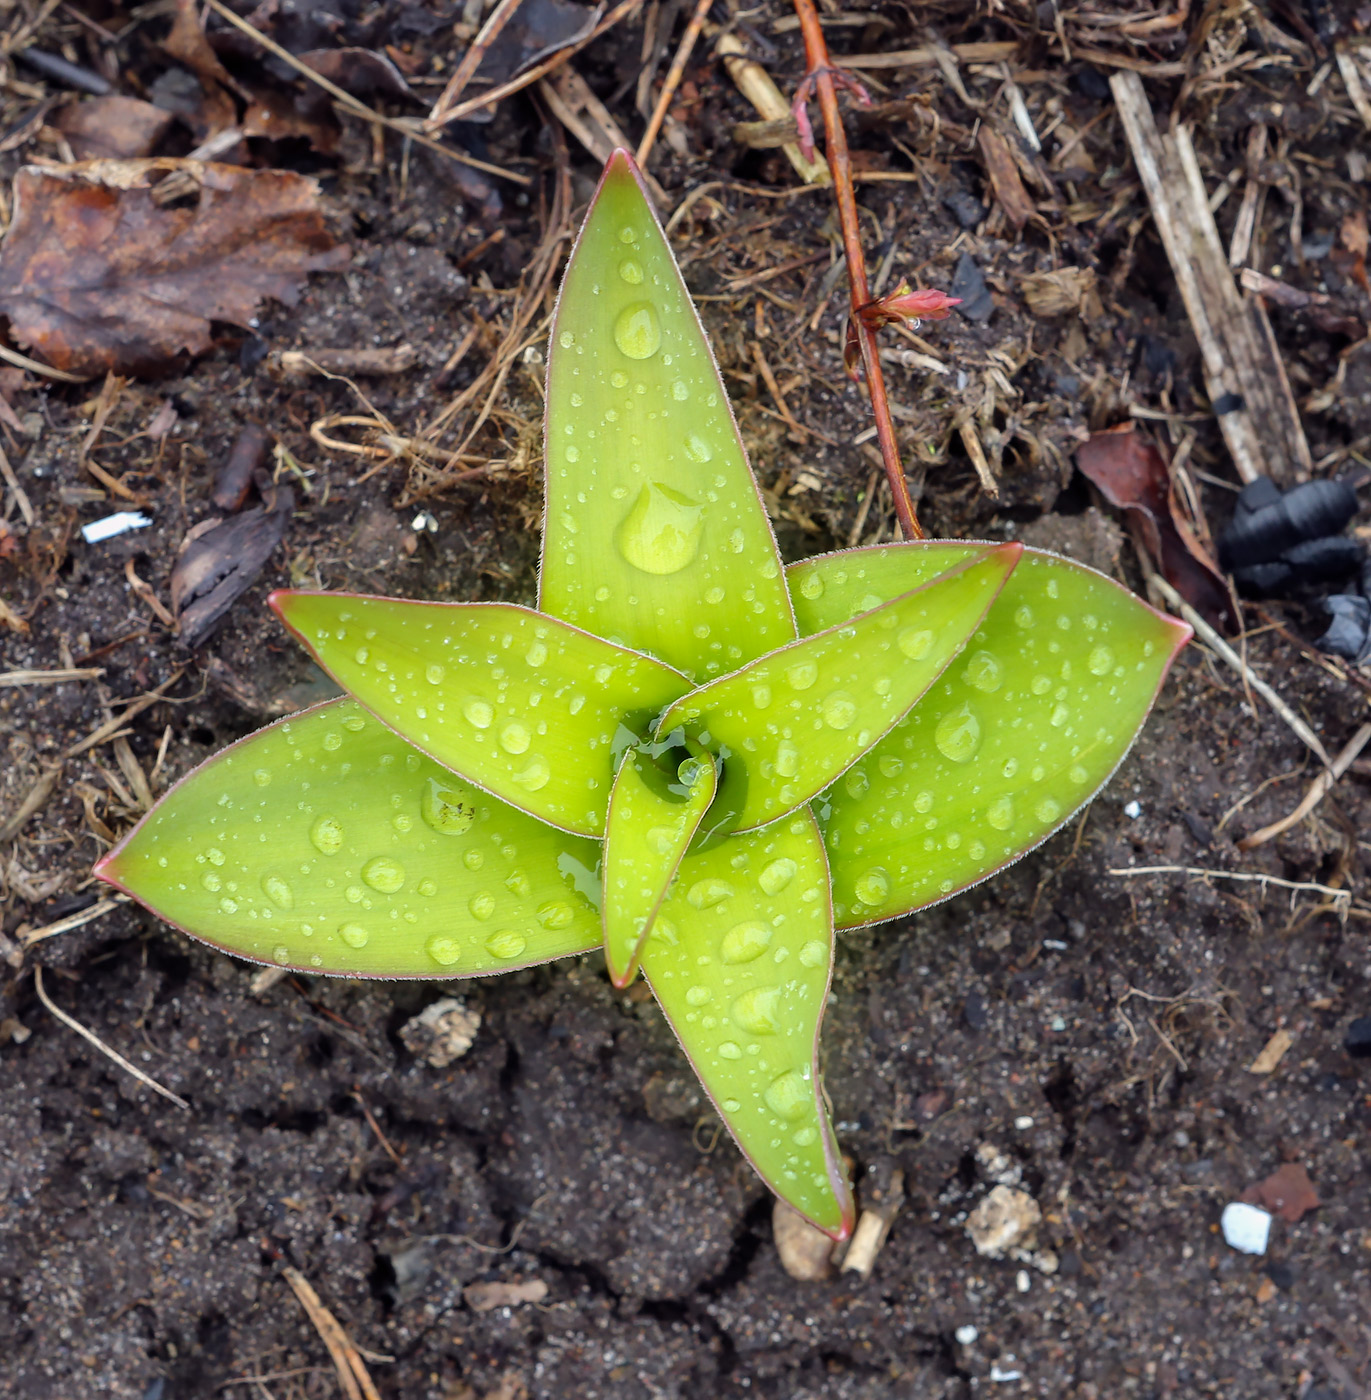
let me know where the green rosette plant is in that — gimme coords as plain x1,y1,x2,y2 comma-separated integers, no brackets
97,152,1190,1238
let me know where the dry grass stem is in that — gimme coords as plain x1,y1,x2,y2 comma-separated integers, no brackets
1238,722,1371,852
282,1266,385,1400
33,965,190,1109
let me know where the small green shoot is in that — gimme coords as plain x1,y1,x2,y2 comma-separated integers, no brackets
97,151,1190,1239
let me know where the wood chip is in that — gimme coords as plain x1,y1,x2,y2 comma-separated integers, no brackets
463,1278,548,1311
1247,1028,1294,1074
1110,72,1311,486
715,32,827,185
977,125,1037,230
282,1266,384,1400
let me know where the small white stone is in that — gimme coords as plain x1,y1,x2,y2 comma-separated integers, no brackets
1016,1269,1031,1293
1014,1115,1035,1131
955,1324,979,1345
1220,1202,1272,1255
1123,799,1142,819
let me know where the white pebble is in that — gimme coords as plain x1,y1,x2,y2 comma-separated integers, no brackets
955,1324,979,1345
1016,1269,1031,1292
1123,799,1142,819
1220,1201,1272,1255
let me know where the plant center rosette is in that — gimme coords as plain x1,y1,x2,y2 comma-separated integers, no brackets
97,152,1190,1237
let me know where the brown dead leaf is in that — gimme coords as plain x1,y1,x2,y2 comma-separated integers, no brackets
1019,267,1099,319
977,125,1037,231
0,159,348,377
463,1278,548,1312
1334,209,1369,294
54,97,174,160
1241,1163,1319,1223
1077,424,1237,629
163,0,240,136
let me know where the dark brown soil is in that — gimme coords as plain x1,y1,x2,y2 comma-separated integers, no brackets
3,3,1370,1397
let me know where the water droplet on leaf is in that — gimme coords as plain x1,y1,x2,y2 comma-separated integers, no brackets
613,301,662,359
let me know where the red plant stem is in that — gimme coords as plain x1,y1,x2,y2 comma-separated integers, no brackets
791,0,923,540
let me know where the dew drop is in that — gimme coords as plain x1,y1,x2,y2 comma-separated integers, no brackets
1069,764,1089,784
1050,703,1070,728
1001,756,1019,780
610,369,628,389
685,986,711,1007
786,660,818,691
793,1126,817,1147
878,754,904,779
798,572,825,600
421,777,477,835
538,901,575,929
418,878,438,897
309,816,344,855
986,796,1015,830
844,768,869,799
426,933,462,966
618,257,644,285
464,698,494,729
339,922,369,949
463,849,484,870
273,944,290,964
618,225,636,244
558,330,575,349
202,871,222,892
362,856,405,894
718,1041,743,1060
854,869,889,905
758,858,797,896
721,920,772,963
648,825,677,856
485,929,527,960
731,987,781,1035
671,380,689,402
525,641,548,668
1015,605,1035,628
343,714,365,732
253,768,272,788
615,482,705,575
1035,796,1062,824
513,756,550,791
262,875,294,910
934,705,982,763
425,663,446,685
775,741,799,778
728,529,745,554
468,892,495,920
898,627,934,660
751,683,772,709
688,878,734,909
798,939,827,968
1088,644,1115,676
684,433,713,463
499,723,531,755
723,1098,742,1113
764,1070,810,1121
613,301,662,359
219,896,239,914
964,650,1003,693
821,691,858,730
206,847,225,866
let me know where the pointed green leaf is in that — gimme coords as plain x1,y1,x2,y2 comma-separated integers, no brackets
540,149,797,680
657,543,1021,833
638,810,854,1239
272,590,690,837
788,544,1192,927
601,743,717,988
95,699,602,976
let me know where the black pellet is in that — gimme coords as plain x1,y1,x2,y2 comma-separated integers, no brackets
1213,391,1245,415
1345,1016,1371,1058
15,46,111,95
1281,478,1359,542
1282,534,1365,583
1318,595,1371,662
1230,560,1293,594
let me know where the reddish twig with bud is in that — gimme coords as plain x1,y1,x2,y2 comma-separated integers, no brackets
790,0,959,541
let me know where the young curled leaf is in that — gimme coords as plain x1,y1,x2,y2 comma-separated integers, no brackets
96,699,601,977
271,590,689,837
787,544,1191,927
602,743,717,988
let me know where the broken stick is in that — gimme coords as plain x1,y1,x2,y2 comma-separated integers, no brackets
1111,72,1312,486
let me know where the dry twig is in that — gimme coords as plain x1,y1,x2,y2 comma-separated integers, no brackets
282,1267,385,1400
1238,722,1371,851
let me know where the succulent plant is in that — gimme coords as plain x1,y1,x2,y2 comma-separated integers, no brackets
97,152,1190,1238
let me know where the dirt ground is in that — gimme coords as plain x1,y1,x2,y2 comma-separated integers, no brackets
3,1,1370,1397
